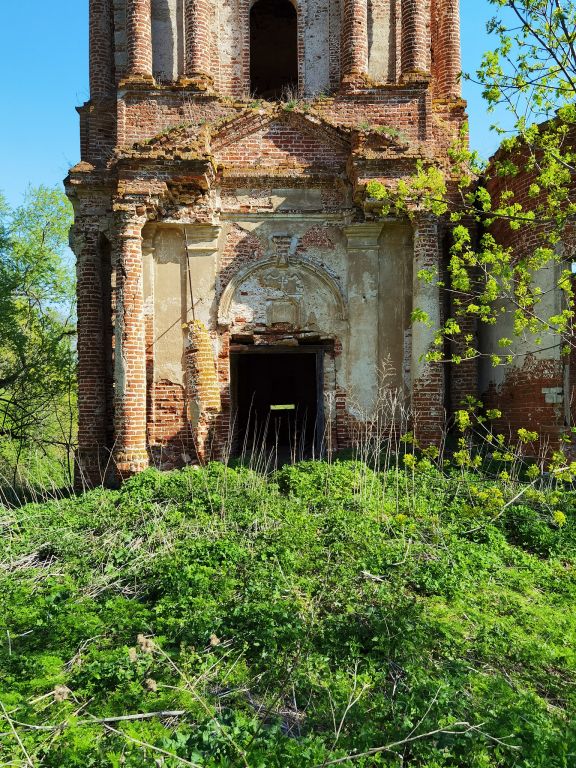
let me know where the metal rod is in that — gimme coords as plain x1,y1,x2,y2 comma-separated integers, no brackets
184,226,196,323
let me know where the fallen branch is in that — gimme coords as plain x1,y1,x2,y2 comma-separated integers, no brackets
462,464,572,536
0,698,34,767
102,722,202,767
314,721,519,767
8,710,188,732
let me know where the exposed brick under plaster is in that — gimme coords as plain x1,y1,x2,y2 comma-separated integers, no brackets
482,139,576,450
70,0,486,487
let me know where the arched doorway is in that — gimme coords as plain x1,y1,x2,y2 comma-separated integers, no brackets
250,0,298,99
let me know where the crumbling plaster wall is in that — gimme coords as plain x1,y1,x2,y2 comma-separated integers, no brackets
150,228,188,385
367,0,397,83
152,0,184,81
479,261,568,439
143,196,413,457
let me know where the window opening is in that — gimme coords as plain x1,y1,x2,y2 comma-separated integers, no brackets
250,0,298,99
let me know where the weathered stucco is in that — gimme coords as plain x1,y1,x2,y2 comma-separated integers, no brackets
367,0,397,83
70,0,465,485
145,210,412,431
152,0,184,81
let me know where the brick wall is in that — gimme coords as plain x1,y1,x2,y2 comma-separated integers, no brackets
71,0,469,484
481,134,575,449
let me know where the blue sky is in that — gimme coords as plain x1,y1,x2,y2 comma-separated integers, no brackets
0,1,501,207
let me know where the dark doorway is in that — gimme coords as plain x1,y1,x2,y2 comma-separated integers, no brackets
250,0,298,99
233,350,322,458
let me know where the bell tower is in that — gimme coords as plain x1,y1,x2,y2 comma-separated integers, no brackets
68,0,467,487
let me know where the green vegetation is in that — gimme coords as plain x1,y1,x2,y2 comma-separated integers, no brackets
1,7,575,765
1,459,575,766
368,0,576,367
0,187,76,498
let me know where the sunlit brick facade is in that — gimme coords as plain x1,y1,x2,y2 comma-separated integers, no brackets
68,0,467,486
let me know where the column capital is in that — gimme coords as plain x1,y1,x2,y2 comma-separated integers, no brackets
409,208,443,228
142,225,158,255
184,224,221,255
343,223,384,250
113,206,149,239
69,218,103,256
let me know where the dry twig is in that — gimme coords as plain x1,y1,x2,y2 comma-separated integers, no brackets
315,720,519,766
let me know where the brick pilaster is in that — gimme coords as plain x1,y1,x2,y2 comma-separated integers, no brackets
411,212,445,443
431,0,461,98
72,220,109,487
125,0,153,81
341,0,368,83
113,209,149,479
183,0,213,87
401,0,431,79
446,224,478,411
89,0,115,99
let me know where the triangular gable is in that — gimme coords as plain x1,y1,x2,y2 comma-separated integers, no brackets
210,108,351,173
117,107,354,174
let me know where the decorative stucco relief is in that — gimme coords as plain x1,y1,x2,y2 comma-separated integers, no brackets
218,257,348,330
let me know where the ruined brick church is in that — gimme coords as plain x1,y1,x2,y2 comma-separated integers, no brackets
67,0,496,485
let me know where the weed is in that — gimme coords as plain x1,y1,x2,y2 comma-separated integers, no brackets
1,446,575,765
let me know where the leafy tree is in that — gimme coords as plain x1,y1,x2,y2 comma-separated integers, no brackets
367,0,576,368
0,187,76,490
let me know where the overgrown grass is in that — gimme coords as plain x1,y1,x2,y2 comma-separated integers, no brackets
0,441,74,507
1,460,575,766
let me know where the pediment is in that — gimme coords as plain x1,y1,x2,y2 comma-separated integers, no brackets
210,107,351,174
121,107,352,175
118,105,413,187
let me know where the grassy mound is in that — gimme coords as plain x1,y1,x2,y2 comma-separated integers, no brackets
1,461,576,766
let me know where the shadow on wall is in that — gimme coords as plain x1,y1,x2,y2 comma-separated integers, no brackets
152,0,184,82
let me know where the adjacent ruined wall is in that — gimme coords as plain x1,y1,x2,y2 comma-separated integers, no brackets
480,263,567,444
481,140,575,447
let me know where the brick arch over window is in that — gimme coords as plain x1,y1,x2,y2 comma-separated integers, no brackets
250,0,299,98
